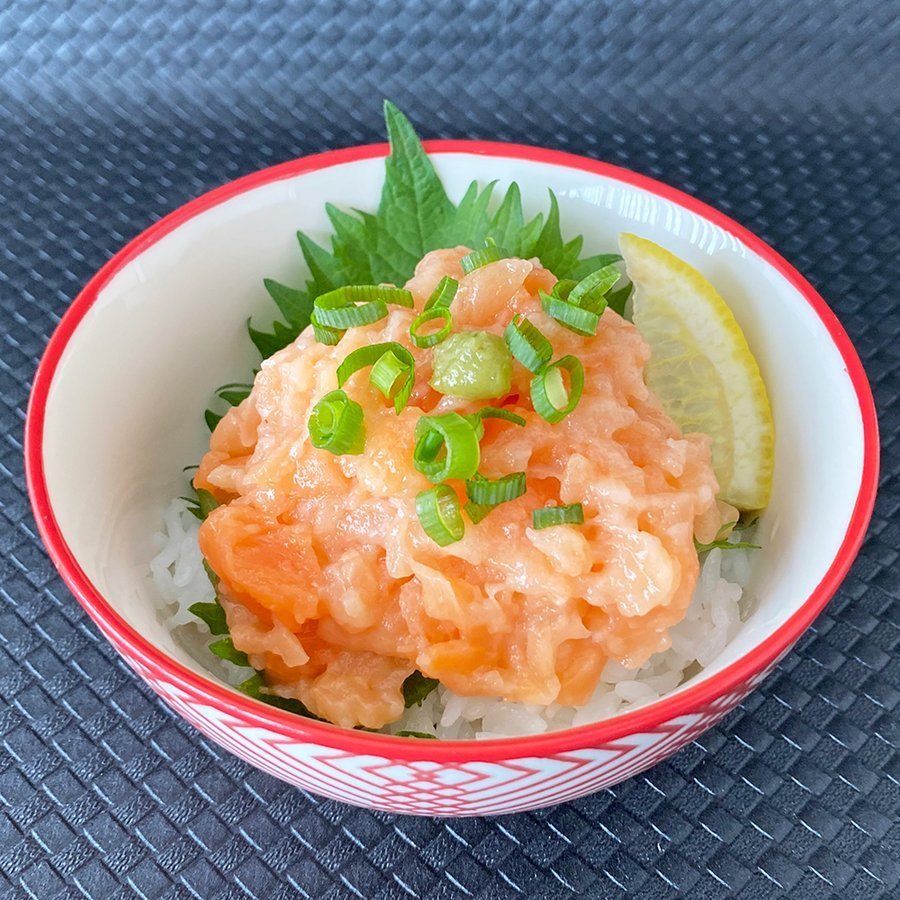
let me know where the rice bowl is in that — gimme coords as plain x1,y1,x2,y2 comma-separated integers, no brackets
25,131,878,814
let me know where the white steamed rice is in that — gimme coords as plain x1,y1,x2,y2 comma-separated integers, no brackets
149,497,755,739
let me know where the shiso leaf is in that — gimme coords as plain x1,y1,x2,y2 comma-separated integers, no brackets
568,252,623,281
326,203,376,284
188,601,229,635
216,383,253,407
396,730,438,739
530,191,583,278
605,281,633,316
245,104,625,364
694,520,761,554
263,278,313,330
487,181,525,252
183,488,220,521
402,670,440,707
437,179,495,248
204,409,222,432
695,537,761,553
380,100,456,267
238,672,323,719
208,637,251,667
297,231,344,300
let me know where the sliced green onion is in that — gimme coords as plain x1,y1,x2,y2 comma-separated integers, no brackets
313,285,412,329
416,485,465,546
568,266,619,312
413,413,480,483
552,279,578,301
464,501,494,524
309,389,365,455
530,355,585,423
504,315,553,373
465,472,526,505
461,240,505,274
311,309,345,345
336,342,415,414
423,276,459,311
540,292,601,336
370,350,410,407
466,406,526,439
410,307,453,348
474,406,526,427
532,503,584,529
383,286,416,307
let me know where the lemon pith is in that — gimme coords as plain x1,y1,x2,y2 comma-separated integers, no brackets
620,233,774,510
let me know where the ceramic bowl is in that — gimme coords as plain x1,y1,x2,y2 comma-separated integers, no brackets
25,142,878,816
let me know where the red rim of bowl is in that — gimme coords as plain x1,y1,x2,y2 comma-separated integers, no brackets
25,140,879,763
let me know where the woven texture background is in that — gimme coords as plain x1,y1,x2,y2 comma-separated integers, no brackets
1,1,898,896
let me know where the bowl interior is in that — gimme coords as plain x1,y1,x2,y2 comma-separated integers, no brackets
39,149,866,718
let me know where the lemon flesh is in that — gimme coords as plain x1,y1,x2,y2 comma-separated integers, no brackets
620,233,774,510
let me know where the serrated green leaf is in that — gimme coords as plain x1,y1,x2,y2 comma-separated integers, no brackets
262,278,313,330
360,210,414,285
208,637,251,667
695,537,761,554
238,672,322,719
197,489,220,519
216,383,252,407
439,179,495,247
204,409,222,432
402,670,439,707
694,519,761,554
556,235,585,278
567,253,623,281
326,203,375,284
297,231,345,300
487,182,525,250
530,191,578,276
396,730,437,739
606,282,633,317
248,317,298,359
514,212,545,259
734,514,760,532
202,559,219,588
380,101,455,263
189,601,229,635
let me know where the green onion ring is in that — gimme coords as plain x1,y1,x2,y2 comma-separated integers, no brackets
308,389,365,455
530,355,585,423
461,241,505,274
413,412,481,483
416,485,465,546
540,292,601,336
336,342,415,413
504,315,553,372
423,276,459,311
465,472,527,505
532,503,584,529
314,285,412,329
410,307,453,348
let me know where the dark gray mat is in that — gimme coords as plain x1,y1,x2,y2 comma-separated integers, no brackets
1,1,898,897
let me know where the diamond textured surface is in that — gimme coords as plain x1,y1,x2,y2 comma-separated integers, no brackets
1,0,899,896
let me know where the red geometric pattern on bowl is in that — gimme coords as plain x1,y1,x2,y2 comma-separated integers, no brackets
119,622,774,815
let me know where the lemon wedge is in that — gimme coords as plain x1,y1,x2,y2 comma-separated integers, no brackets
620,233,774,510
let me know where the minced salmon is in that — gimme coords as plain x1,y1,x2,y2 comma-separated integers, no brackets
196,248,723,728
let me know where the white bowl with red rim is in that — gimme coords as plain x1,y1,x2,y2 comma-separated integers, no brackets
25,141,878,816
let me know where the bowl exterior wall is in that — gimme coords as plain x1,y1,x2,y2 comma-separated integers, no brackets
110,616,778,814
